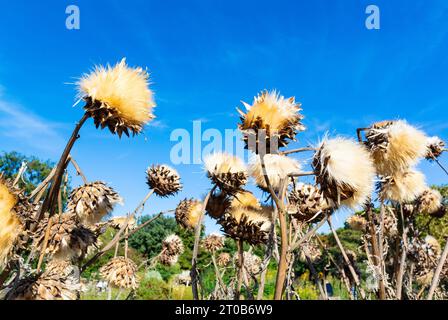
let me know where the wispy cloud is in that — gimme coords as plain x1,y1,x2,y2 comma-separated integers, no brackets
0,96,66,153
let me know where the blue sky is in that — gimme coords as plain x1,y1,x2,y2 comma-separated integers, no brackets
0,0,447,233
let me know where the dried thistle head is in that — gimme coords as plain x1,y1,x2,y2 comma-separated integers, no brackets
383,207,398,237
378,169,427,203
234,251,262,276
159,252,179,267
365,120,427,175
288,183,329,223
249,154,301,192
417,188,443,215
408,236,441,285
100,257,139,289
219,198,272,246
204,153,248,194
146,165,182,197
162,234,184,256
67,181,123,226
313,137,375,209
425,136,445,160
217,252,231,267
34,213,97,262
203,233,225,252
0,177,35,268
7,260,80,300
238,90,305,153
77,58,155,137
175,199,203,230
108,216,137,230
346,215,368,232
206,191,231,220
299,242,322,263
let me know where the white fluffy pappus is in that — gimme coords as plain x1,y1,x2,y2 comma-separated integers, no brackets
314,137,376,209
380,169,427,203
240,91,302,131
369,120,428,175
204,153,247,175
249,154,301,192
77,58,155,125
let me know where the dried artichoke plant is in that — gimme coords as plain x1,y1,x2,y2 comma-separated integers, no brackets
0,177,35,269
238,90,305,153
204,153,248,194
158,234,184,267
100,256,139,290
67,181,123,226
7,260,81,300
39,58,155,221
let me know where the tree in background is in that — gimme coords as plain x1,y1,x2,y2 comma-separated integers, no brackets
0,151,54,194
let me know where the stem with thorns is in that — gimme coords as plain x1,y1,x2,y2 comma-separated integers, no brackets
236,239,244,300
328,215,366,299
259,154,289,300
395,204,408,300
39,112,90,220
69,156,88,184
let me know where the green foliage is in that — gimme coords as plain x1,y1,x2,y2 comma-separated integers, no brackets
0,151,54,194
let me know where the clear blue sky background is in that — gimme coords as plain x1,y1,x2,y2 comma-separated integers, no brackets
0,0,447,233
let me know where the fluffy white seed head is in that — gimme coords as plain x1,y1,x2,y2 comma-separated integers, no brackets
314,137,375,209
380,169,427,203
249,154,301,192
367,120,427,175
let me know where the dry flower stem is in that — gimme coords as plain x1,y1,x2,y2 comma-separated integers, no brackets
81,190,155,273
281,147,316,156
260,154,288,300
236,239,244,300
395,204,408,300
289,217,328,251
191,187,215,300
39,113,90,220
69,156,88,184
328,216,366,299
427,237,448,300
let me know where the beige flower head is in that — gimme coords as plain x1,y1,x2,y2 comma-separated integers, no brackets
203,233,225,252
365,120,427,175
346,215,368,232
100,257,139,290
67,181,123,226
288,183,329,223
6,260,80,300
238,90,305,153
378,169,427,203
0,176,35,269
219,196,272,245
34,213,97,262
146,165,182,197
249,154,301,193
175,199,203,230
313,137,375,209
204,153,248,194
425,136,445,160
162,234,184,256
77,58,155,137
417,188,443,215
